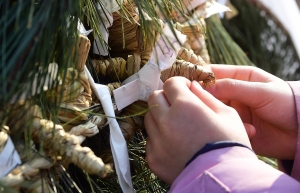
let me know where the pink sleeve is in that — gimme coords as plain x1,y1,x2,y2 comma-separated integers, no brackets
169,146,300,193
286,81,300,181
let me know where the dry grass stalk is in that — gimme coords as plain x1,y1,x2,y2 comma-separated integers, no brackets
161,59,215,85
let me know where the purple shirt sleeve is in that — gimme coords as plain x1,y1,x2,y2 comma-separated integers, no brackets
286,81,300,181
169,81,300,192
169,147,300,192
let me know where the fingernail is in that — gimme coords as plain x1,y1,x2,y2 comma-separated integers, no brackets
192,81,203,90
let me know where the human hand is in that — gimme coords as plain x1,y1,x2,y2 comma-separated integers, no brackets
206,65,298,160
144,77,251,184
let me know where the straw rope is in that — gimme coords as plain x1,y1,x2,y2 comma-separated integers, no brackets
161,59,215,85
108,0,140,54
178,47,206,66
31,117,112,177
172,2,211,63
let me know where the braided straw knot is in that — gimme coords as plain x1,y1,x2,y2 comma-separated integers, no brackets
32,118,112,177
0,132,53,192
0,117,112,192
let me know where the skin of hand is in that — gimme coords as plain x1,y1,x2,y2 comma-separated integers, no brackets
206,65,298,160
144,76,251,185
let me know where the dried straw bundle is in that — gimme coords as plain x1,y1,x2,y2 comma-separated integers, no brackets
32,118,112,177
171,1,211,63
178,47,206,66
107,0,163,68
108,0,140,54
91,57,128,82
92,46,213,87
75,34,91,72
161,59,215,85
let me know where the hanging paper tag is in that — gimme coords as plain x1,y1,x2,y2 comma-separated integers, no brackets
77,20,93,36
93,3,114,56
101,0,123,13
113,24,186,110
85,67,135,193
0,137,21,177
114,62,161,110
205,1,231,18
216,0,228,18
149,25,185,70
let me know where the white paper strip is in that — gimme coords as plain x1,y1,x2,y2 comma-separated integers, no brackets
217,0,228,18
84,66,135,193
113,24,186,110
77,20,93,36
205,1,231,18
93,3,114,56
184,0,230,19
101,0,124,13
150,25,186,70
0,137,21,177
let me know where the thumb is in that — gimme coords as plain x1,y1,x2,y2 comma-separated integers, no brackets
190,81,227,112
244,123,256,139
205,79,265,108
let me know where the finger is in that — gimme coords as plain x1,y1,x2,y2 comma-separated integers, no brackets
205,79,267,108
162,77,192,105
144,112,160,138
189,81,226,113
145,137,152,156
147,90,170,122
228,100,252,123
209,64,277,82
243,123,256,139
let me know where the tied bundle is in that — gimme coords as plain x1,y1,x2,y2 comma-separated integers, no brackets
171,1,211,63
107,0,163,67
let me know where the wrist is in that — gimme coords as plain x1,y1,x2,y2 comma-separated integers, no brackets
186,141,253,167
